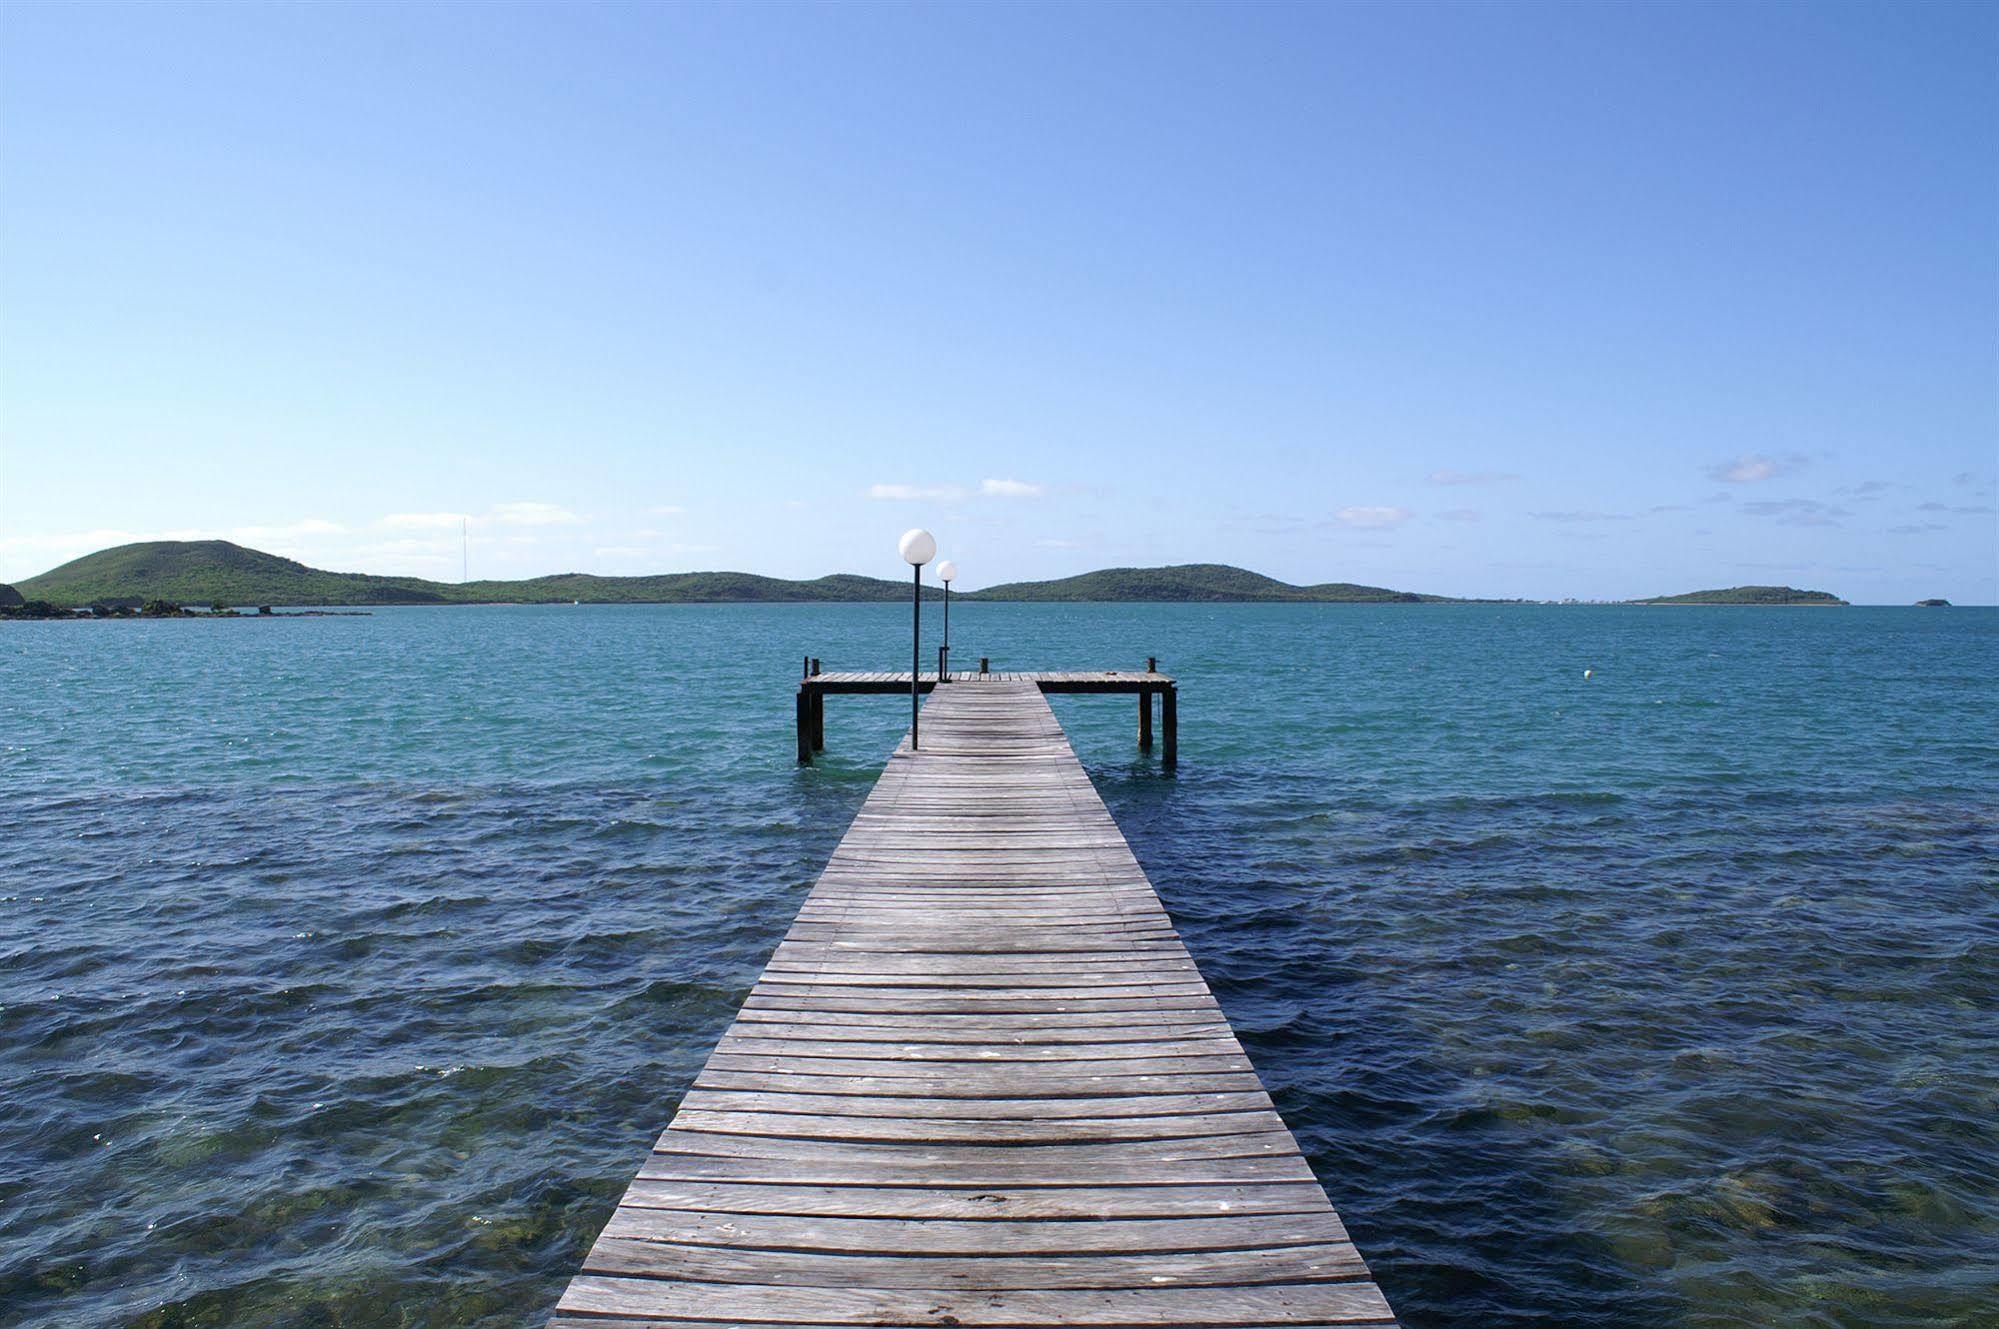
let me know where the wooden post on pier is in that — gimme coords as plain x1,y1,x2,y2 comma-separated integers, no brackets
1139,688,1153,750
1162,683,1178,768
794,687,812,764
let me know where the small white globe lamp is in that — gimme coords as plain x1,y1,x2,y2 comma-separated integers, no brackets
899,528,936,566
936,560,958,684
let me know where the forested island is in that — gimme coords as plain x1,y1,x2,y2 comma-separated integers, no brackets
1632,586,1849,605
3,540,1863,614
11,542,1457,608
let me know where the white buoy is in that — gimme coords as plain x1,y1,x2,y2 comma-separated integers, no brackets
1583,668,1594,679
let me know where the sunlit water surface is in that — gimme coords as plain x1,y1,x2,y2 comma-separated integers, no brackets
2,603,1994,1329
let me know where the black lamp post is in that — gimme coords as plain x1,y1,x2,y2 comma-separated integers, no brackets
898,528,935,748
937,559,956,683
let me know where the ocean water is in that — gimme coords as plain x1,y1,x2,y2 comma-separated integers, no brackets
1,602,1994,1329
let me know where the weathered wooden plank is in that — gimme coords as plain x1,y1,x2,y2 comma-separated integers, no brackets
634,1150,1318,1187
653,1124,1294,1156
582,1238,1370,1288
593,1208,1355,1255
673,1090,1276,1120
615,1178,1341,1219
557,1276,1397,1324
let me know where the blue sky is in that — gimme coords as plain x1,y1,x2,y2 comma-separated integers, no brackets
2,1,1992,601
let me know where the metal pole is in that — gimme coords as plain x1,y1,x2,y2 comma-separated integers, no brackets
911,564,921,750
942,582,951,682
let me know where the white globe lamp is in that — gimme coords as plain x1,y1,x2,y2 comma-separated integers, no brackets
898,529,935,747
935,560,958,684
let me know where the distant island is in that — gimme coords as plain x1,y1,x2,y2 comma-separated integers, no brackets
1,540,1864,613
9,541,1462,608
1632,586,1849,606
966,564,1453,603
1917,598,1950,607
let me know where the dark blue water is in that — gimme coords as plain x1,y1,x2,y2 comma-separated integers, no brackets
3,604,1994,1328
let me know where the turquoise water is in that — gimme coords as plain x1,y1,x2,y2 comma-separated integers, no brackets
2,603,1994,1328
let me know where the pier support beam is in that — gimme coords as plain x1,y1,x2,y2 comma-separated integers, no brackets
1138,688,1153,750
1162,685,1177,768
795,688,812,764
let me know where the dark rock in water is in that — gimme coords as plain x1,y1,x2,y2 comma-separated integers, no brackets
0,583,23,607
139,599,188,618
258,605,273,615
1916,598,1951,607
1,598,77,620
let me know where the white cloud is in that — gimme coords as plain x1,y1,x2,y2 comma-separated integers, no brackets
1708,453,1805,484
0,528,151,566
378,511,470,531
867,483,969,501
1438,508,1482,522
981,478,1044,498
493,501,582,526
232,519,347,542
0,521,350,579
651,504,686,515
1427,470,1516,486
1336,506,1414,529
1035,538,1081,549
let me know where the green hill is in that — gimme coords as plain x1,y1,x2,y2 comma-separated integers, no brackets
16,541,921,607
967,563,1451,603
14,542,1454,608
1632,585,1848,605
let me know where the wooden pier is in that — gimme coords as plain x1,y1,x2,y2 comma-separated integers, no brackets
796,666,1177,767
554,679,1397,1328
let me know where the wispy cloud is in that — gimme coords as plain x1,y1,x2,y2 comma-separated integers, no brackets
492,501,582,526
1531,510,1629,523
1438,508,1482,523
650,504,686,516
232,519,348,542
1741,498,1847,527
867,483,970,501
980,477,1044,499
1917,501,1998,516
380,503,581,530
1888,523,1947,535
3,521,346,560
1336,506,1413,529
1034,538,1080,549
379,511,469,531
1708,452,1807,484
1427,469,1517,487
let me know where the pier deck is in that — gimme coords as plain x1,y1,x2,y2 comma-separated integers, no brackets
555,679,1395,1328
